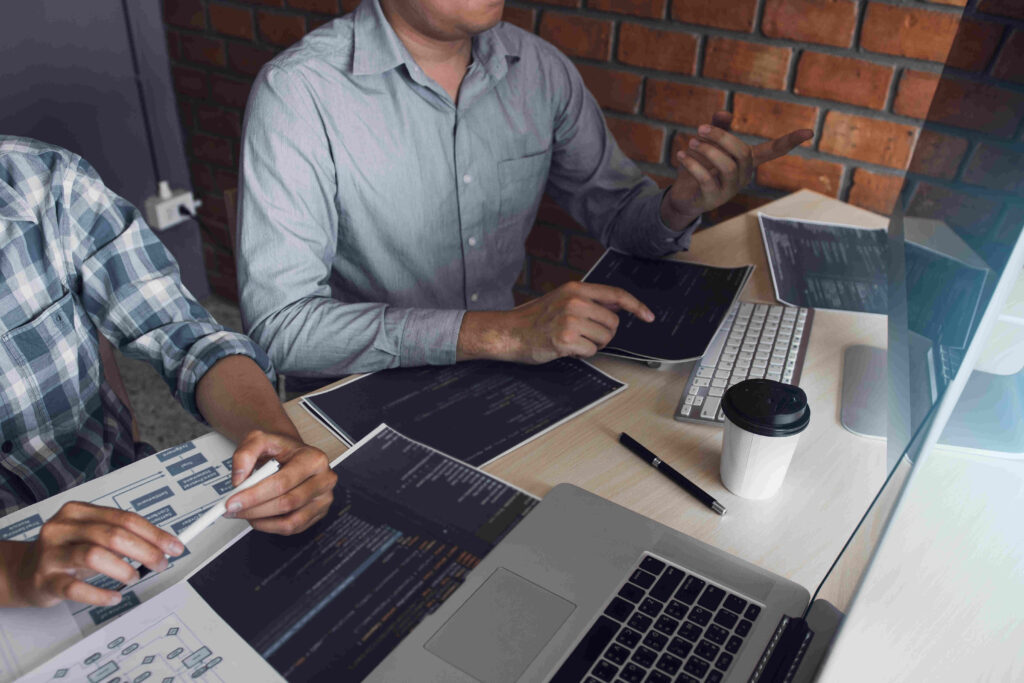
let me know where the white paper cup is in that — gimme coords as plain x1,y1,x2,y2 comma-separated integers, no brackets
720,379,810,500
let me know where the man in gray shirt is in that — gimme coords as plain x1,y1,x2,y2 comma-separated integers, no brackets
237,0,810,380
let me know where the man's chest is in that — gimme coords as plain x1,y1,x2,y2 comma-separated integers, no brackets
0,219,69,335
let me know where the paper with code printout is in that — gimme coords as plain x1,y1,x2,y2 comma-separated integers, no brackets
189,424,539,682
301,357,626,467
581,249,753,362
0,433,249,682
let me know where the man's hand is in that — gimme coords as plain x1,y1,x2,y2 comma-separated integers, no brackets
661,111,813,229
0,502,184,608
457,281,655,364
224,431,336,535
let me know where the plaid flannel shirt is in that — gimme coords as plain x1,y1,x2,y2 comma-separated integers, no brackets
0,136,274,516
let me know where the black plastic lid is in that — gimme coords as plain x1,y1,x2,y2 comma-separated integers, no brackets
721,379,810,437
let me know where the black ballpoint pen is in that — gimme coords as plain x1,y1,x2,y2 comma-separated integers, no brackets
619,432,726,516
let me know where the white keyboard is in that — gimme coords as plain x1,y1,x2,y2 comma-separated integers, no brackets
675,302,813,425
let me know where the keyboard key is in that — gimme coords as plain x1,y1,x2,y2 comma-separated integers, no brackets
678,622,702,642
667,636,692,658
744,604,761,621
628,613,653,632
688,606,711,626
700,397,721,419
716,652,733,671
606,643,630,665
639,598,663,617
619,583,645,603
616,628,641,648
724,595,747,614
604,597,634,622
696,366,714,378
726,635,743,654
592,659,618,681
630,645,657,668
676,576,705,604
642,630,668,651
640,556,666,575
692,377,710,388
549,615,618,683
664,600,688,620
713,609,738,629
585,678,600,683
735,619,752,637
619,662,645,683
695,640,720,661
655,652,682,675
705,624,729,645
645,671,671,683
654,615,679,636
708,387,724,398
676,674,701,683
706,671,724,683
650,567,685,602
630,569,656,589
684,656,710,678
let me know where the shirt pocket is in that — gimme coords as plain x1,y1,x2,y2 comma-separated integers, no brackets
496,147,554,249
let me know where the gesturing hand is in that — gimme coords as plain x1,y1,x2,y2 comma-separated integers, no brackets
225,431,336,535
662,111,813,227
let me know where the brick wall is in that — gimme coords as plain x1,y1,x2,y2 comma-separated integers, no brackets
163,0,1024,302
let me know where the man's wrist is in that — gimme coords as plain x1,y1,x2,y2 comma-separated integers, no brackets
456,311,518,362
659,193,701,232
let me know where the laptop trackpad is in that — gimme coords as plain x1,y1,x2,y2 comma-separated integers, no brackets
425,567,576,683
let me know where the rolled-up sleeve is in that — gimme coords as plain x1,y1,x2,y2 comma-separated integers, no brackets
66,157,274,421
542,47,699,258
237,66,465,376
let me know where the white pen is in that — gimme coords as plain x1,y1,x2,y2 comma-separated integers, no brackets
124,459,281,587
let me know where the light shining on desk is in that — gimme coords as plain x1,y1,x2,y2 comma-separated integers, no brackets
284,189,890,597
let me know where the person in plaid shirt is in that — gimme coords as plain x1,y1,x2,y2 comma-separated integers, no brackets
0,136,336,609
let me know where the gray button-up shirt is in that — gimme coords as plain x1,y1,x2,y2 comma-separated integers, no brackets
237,0,697,377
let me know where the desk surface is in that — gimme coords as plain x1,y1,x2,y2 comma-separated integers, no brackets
284,189,890,595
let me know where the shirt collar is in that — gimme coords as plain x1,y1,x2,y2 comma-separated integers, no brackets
351,0,519,82
0,172,35,222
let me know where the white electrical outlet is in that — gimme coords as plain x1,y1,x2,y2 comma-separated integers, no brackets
144,181,201,231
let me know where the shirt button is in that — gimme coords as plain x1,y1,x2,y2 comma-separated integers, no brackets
468,237,477,247
470,293,479,302
462,174,473,184
1,441,12,454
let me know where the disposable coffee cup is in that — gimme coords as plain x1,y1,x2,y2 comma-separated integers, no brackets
720,379,810,500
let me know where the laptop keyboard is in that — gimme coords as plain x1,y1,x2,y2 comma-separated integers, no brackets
675,302,813,425
550,553,762,683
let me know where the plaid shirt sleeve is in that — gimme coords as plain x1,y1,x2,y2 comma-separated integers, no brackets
64,156,275,420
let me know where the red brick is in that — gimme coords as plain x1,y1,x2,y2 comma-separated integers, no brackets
925,0,966,6
227,43,277,76
197,105,242,138
189,162,217,197
258,11,307,46
893,70,940,119
567,234,605,271
819,112,918,169
164,0,205,29
731,94,816,145
539,12,612,61
198,191,230,226
756,155,843,196
536,0,580,6
502,6,535,32
794,53,893,110
908,129,968,180
178,99,196,131
166,31,181,61
172,66,207,98
512,289,532,306
589,0,666,18
978,0,1024,19
946,19,1004,72
649,173,675,189
847,168,904,215
236,0,285,6
202,241,239,302
606,117,666,164
531,260,582,293
180,34,227,67
576,64,642,114
762,0,857,48
644,80,727,126
861,4,960,63
670,0,757,32
537,195,585,232
210,75,253,108
525,224,565,261
340,0,360,12
210,3,255,40
992,30,1024,85
927,77,1024,137
962,144,1024,193
702,38,791,91
214,167,240,193
288,0,339,12
190,133,235,166
618,23,696,75
908,182,1003,240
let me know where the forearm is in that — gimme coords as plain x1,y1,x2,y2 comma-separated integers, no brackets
0,541,30,607
456,311,516,362
195,355,299,444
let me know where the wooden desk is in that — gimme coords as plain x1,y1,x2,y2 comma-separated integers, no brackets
284,189,890,596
